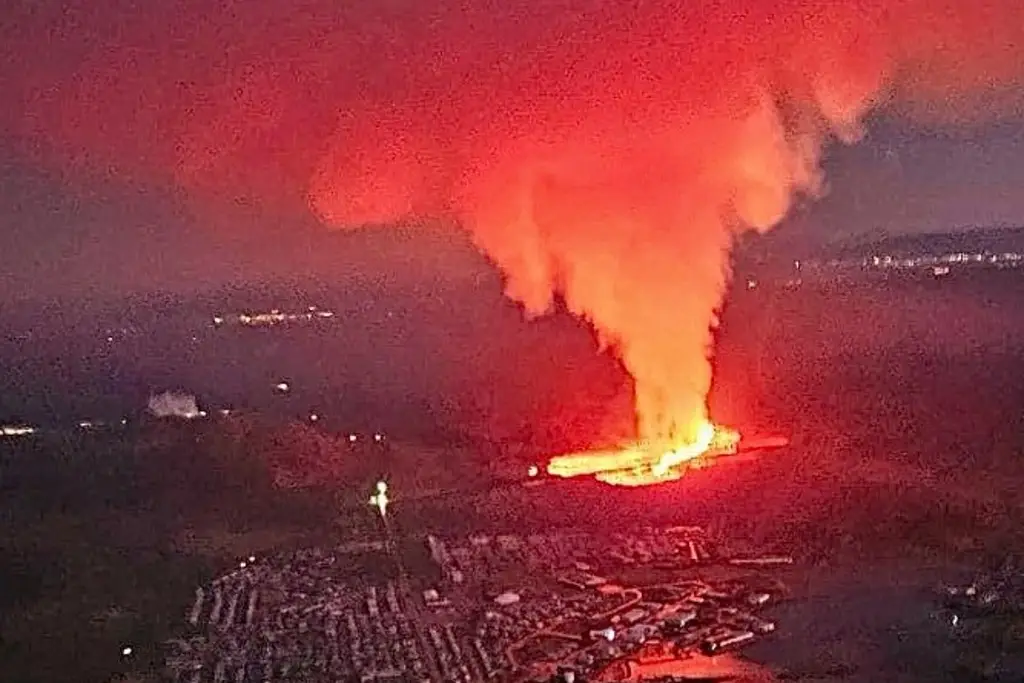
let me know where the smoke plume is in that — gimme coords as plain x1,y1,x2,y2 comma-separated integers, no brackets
307,0,1024,445
6,0,1024,445
148,392,202,420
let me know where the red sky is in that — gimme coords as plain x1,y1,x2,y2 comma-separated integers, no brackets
1,0,1023,301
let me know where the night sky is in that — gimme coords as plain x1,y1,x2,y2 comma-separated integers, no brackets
1,0,1023,302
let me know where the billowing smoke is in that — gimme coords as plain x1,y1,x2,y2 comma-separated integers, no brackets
306,1,1024,445
148,392,201,420
6,0,1024,445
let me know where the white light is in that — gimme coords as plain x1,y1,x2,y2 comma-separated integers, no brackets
248,555,255,563
310,413,319,422
121,646,133,657
274,382,290,393
373,433,383,442
348,434,357,443
198,410,207,418
1,425,37,436
370,481,390,517
527,465,539,477
239,561,247,568
952,614,959,627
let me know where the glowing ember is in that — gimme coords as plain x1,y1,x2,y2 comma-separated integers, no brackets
547,419,740,487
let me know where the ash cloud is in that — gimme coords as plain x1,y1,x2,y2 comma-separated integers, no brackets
5,0,1024,443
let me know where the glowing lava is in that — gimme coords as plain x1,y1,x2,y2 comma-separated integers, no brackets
547,419,740,487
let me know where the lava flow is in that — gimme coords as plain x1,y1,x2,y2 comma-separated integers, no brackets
547,419,741,487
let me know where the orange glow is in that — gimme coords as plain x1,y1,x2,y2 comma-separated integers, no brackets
547,417,740,487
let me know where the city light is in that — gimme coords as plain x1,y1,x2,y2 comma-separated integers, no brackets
1,424,37,437
369,480,390,518
210,308,337,327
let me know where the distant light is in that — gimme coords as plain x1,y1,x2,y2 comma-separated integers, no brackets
198,410,207,418
1,425,37,437
309,414,319,422
951,614,959,627
219,409,231,416
239,561,247,568
933,266,950,277
121,646,133,657
348,434,358,443
527,465,539,477
274,382,290,393
248,555,255,563
212,315,225,325
373,433,383,442
370,481,389,518
120,418,128,426
746,279,757,290
106,336,114,343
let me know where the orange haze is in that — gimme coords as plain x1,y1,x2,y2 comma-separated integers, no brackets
5,0,1024,457
307,0,1024,452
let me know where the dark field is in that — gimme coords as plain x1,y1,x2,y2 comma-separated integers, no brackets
3,273,1024,682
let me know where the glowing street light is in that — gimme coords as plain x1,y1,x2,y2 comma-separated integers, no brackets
369,480,389,519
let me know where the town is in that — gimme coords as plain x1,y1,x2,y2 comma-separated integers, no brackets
165,525,793,682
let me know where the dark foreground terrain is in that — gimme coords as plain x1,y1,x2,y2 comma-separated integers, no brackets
4,272,1024,682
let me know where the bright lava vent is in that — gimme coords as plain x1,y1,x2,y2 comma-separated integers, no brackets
546,419,740,487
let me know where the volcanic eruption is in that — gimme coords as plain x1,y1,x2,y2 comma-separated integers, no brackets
305,0,1023,486
307,3,887,485
6,1,1024,485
